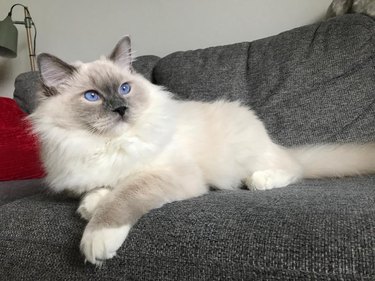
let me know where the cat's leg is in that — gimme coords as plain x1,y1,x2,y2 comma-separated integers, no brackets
80,167,207,265
245,145,302,190
77,187,111,221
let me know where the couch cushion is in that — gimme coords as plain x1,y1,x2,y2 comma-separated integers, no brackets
154,14,375,146
0,178,46,205
1,176,375,280
13,71,41,114
133,55,160,82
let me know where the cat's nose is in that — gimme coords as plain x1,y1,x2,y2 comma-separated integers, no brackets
112,106,127,117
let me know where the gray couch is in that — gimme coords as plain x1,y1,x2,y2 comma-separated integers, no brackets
1,14,374,280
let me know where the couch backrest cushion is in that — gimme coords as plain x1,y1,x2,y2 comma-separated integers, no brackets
133,55,160,82
154,14,375,146
13,71,41,115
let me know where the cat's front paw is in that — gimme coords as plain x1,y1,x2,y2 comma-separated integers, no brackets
77,205,93,221
77,188,110,220
80,225,131,265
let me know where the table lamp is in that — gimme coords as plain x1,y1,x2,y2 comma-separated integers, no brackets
0,4,37,71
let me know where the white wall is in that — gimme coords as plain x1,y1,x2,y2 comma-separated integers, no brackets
0,0,330,98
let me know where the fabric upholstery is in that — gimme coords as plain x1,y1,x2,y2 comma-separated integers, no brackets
1,176,375,280
133,55,160,82
0,179,46,205
13,71,41,114
154,14,375,146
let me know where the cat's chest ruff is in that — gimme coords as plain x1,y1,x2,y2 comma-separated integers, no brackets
47,134,159,193
85,136,156,168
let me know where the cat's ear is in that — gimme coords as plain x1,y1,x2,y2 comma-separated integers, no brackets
37,53,76,88
109,36,133,71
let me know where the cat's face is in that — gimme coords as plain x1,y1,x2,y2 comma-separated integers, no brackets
36,36,151,136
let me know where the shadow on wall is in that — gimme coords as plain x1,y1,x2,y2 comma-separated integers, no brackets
0,59,13,84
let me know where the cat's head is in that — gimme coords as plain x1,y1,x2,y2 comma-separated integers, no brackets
35,36,161,137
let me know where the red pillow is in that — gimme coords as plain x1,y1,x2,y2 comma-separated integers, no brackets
0,97,45,181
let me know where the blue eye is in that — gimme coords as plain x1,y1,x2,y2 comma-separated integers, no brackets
84,91,100,102
119,82,131,95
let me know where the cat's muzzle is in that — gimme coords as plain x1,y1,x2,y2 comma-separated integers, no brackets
112,106,128,117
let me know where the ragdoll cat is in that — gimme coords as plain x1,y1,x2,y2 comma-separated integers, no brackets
30,36,375,265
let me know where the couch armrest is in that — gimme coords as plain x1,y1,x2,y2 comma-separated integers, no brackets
0,178,46,205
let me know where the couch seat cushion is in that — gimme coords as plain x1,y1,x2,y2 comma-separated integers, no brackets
1,176,375,280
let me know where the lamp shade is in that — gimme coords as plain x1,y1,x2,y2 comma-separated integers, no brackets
0,15,18,58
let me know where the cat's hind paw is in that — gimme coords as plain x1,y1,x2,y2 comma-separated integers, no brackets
246,169,299,190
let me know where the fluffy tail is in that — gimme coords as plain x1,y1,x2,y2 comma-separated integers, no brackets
288,143,375,178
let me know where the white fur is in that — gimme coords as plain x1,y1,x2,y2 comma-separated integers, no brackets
246,169,301,190
80,224,130,265
77,188,110,220
290,143,375,178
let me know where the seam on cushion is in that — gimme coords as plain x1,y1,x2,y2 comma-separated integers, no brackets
307,22,323,54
